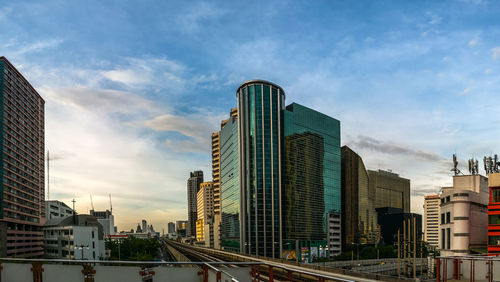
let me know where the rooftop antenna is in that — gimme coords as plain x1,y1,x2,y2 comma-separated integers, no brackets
451,154,462,176
90,194,94,211
109,194,113,214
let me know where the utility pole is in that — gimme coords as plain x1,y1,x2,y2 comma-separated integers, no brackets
413,216,416,279
397,228,401,278
47,150,50,200
403,220,406,277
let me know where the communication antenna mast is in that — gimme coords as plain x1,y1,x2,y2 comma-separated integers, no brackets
451,154,462,175
109,194,113,214
90,194,94,211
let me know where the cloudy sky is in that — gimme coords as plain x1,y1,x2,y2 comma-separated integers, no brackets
1,0,499,232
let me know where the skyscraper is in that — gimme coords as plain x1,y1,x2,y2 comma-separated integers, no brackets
283,103,341,257
369,169,410,213
212,107,237,249
187,171,203,238
220,110,240,252
341,146,378,249
0,57,45,257
423,194,440,247
237,80,284,258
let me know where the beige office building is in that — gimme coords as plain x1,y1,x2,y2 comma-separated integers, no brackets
439,175,489,256
196,182,214,246
424,194,440,247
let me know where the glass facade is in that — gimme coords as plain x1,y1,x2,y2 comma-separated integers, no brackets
237,80,284,258
220,115,240,251
368,169,410,213
341,146,378,249
283,103,341,256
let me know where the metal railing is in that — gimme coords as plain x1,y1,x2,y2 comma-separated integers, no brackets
436,255,500,282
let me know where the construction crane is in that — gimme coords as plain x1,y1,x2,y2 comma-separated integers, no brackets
90,194,94,211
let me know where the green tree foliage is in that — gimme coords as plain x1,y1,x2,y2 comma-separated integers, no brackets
105,237,160,261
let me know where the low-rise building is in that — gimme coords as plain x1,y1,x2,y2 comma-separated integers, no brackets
487,173,500,254
43,215,105,260
439,174,489,256
45,200,74,220
90,209,115,237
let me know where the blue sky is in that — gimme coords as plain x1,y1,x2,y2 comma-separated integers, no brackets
1,0,500,232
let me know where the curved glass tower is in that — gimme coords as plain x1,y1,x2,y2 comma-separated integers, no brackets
237,80,284,258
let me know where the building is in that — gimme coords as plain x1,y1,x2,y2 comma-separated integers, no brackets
46,200,74,220
376,207,422,245
237,80,284,258
213,107,237,250
176,220,187,237
423,194,440,247
187,171,204,238
369,169,410,213
282,103,341,258
220,110,240,252
487,173,500,254
196,182,214,246
43,215,105,260
141,219,147,232
439,174,488,256
0,57,45,258
90,209,115,237
341,146,379,249
168,222,175,234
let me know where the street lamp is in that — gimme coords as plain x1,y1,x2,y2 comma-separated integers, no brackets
75,244,89,260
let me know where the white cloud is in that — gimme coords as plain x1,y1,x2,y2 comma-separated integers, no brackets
461,87,471,95
468,39,479,47
492,47,500,59
177,2,226,32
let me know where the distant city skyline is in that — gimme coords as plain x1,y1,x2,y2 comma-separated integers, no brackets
1,0,500,232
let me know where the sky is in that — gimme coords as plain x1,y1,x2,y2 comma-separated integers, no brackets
1,0,500,232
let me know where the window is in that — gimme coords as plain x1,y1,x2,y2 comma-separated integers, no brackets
489,236,500,246
92,242,95,249
441,214,445,224
441,229,445,249
493,189,500,203
446,212,451,223
446,196,450,202
489,214,500,225
441,198,444,204
447,228,451,249
92,231,94,239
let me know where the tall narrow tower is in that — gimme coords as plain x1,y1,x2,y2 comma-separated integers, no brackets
0,57,45,257
187,171,203,238
237,80,284,258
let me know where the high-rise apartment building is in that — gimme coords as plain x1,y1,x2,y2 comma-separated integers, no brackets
424,194,440,247
237,80,284,258
0,57,45,258
341,146,379,249
187,171,203,238
196,181,214,245
439,174,488,256
282,103,341,257
220,110,239,252
368,169,410,213
488,173,500,254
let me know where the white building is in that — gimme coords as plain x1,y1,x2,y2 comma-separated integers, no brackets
424,194,440,247
327,213,341,257
45,200,74,220
439,175,489,256
90,210,115,237
43,215,105,260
